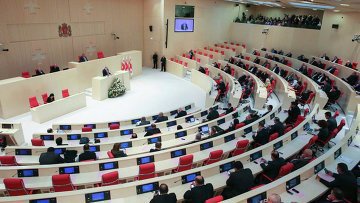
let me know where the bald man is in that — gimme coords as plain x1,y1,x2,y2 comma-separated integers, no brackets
291,149,313,171
267,193,281,203
183,176,214,203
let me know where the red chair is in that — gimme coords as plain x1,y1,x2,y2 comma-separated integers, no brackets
205,195,224,203
262,162,294,182
52,174,76,192
0,156,18,166
231,140,249,156
172,154,194,173
31,138,44,146
333,110,340,119
209,54,214,59
337,119,346,132
100,171,121,186
210,48,214,51
293,115,305,128
284,126,292,134
337,59,343,65
21,72,30,78
198,51,203,55
97,51,104,59
302,135,318,151
235,122,246,129
307,69,313,77
107,151,114,159
29,96,39,108
62,89,69,98
197,58,200,63
170,58,174,61
230,68,235,77
179,61,183,65
333,69,339,76
215,50,219,53
317,128,339,148
203,150,223,166
204,53,208,57
3,178,33,196
109,124,120,130
205,68,210,76
184,62,188,67
41,93,48,104
269,133,279,142
287,61,292,67
82,127,92,132
352,62,358,69
303,108,309,117
221,51,225,55
136,163,157,180
182,53,186,57
299,92,315,109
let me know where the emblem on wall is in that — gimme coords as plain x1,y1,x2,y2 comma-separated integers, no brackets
121,57,133,75
58,23,72,37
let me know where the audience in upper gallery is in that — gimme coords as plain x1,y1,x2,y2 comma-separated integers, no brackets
79,53,88,62
259,151,286,183
326,66,337,74
131,133,138,139
150,183,177,203
309,57,319,67
319,188,346,203
149,142,162,152
46,93,55,103
343,72,359,86
183,176,214,203
175,108,187,118
290,148,313,171
252,122,269,146
266,193,282,203
198,66,206,74
144,124,161,137
315,120,330,143
318,163,357,202
78,144,97,162
155,112,168,123
321,53,330,61
223,103,234,114
55,137,68,146
221,161,254,200
137,117,150,126
39,147,65,165
110,143,127,158
324,86,341,109
344,61,353,69
284,101,301,125
324,112,337,132
268,117,285,136
206,107,219,121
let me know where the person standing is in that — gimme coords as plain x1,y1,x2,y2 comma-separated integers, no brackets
160,56,167,72
153,53,158,69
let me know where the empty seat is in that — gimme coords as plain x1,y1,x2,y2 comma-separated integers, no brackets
337,119,346,132
41,93,48,104
52,174,76,192
107,151,114,159
269,133,279,142
231,140,249,156
173,154,194,173
29,96,39,108
82,127,92,132
31,138,45,146
136,163,157,180
21,72,30,78
62,89,69,98
235,122,246,129
205,195,224,203
3,178,33,196
97,51,104,59
109,124,120,130
0,156,18,166
100,171,121,186
203,150,223,166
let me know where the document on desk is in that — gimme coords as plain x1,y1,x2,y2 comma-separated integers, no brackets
318,172,335,182
338,155,353,165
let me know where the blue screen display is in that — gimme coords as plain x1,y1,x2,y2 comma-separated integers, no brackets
131,119,140,124
142,184,154,192
201,126,209,133
249,194,263,203
250,151,262,161
175,131,187,138
54,148,65,154
103,163,115,170
141,157,151,164
170,110,178,116
152,115,159,120
186,173,197,182
91,192,105,201
217,118,225,125
149,137,159,144
200,142,213,150
172,150,184,157
23,170,34,177
41,135,54,140
222,163,233,171
120,142,130,149
64,167,75,174
59,125,71,130
89,146,99,152
167,121,177,127
224,134,235,142
34,200,51,203
291,131,298,140
145,126,152,132
68,134,81,140
95,132,107,138
16,149,31,155
121,129,133,135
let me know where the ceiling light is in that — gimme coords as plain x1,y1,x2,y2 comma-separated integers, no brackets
334,10,340,12
340,4,350,6
289,2,336,10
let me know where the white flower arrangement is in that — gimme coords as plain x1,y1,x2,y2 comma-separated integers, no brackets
108,78,126,98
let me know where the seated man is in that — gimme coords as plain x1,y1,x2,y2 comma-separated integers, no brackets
284,101,301,125
223,64,231,75
285,52,292,57
253,57,260,64
252,122,269,146
150,183,177,203
316,120,330,143
237,75,247,85
244,111,260,125
206,107,219,121
55,137,68,146
212,62,219,68
324,86,341,109
223,103,234,114
78,144,97,162
144,124,161,137
39,147,65,165
272,64,280,74
321,53,330,61
149,142,162,152
260,151,286,183
320,188,346,203
228,57,235,64
183,176,214,203
298,90,312,103
266,194,282,203
343,72,358,86
344,61,353,69
102,67,111,77
325,112,337,132
175,108,187,118
137,117,150,126
260,105,273,117
155,112,168,123
79,53,88,62
268,117,285,136
290,149,313,171
198,66,206,74
221,161,254,199
209,126,224,138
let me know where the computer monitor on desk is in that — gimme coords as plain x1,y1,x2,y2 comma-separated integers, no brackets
40,135,54,141
30,198,57,203
85,191,111,203
59,125,71,131
121,129,133,136
247,192,266,203
136,182,159,194
182,172,201,184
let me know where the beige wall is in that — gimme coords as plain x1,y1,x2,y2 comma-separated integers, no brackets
230,10,360,62
0,0,144,80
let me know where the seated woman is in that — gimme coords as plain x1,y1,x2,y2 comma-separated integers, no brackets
47,93,55,103
111,143,127,158
316,120,330,144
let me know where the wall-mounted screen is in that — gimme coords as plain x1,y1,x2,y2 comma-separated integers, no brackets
175,18,194,32
175,5,195,18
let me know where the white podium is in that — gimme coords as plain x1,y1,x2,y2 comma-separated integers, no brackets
92,71,131,101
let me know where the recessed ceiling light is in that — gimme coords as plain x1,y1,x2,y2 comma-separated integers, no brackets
289,2,335,10
334,10,340,12
340,4,350,6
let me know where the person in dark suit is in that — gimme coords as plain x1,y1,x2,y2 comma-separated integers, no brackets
153,53,158,69
221,161,254,199
284,101,301,124
160,56,167,72
319,163,357,202
137,117,150,126
78,144,97,162
223,103,234,114
35,69,45,76
50,65,60,73
144,124,161,137
252,122,269,146
155,112,168,123
319,188,346,203
55,137,68,146
237,75,247,85
149,142,162,152
175,108,187,118
268,117,285,136
249,65,258,74
331,56,339,63
206,107,219,121
79,53,88,62
343,72,358,86
189,50,194,60
290,149,313,171
260,105,273,117
325,112,337,132
316,120,330,143
183,176,214,203
285,52,292,57
198,66,206,74
102,67,111,77
110,143,127,158
209,126,224,138
321,54,330,61
344,61,353,69
150,183,177,203
260,151,286,183
324,86,341,109
253,57,260,64
39,147,65,165
47,93,55,103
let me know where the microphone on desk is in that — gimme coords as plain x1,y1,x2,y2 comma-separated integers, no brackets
174,179,182,183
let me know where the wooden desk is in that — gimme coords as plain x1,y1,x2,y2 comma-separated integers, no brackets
92,71,131,101
30,93,87,123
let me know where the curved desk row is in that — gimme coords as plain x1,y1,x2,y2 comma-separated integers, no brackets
216,42,247,55
166,59,187,78
190,69,217,108
193,53,212,67
208,46,235,59
198,48,225,61
313,56,359,78
176,55,199,70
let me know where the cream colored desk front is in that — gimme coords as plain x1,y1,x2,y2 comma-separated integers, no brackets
167,60,187,78
92,71,130,101
30,93,87,123
190,69,217,108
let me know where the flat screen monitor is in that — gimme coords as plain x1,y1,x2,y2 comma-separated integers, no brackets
1,123,13,129
99,162,118,171
136,182,159,194
185,116,195,123
131,119,141,124
120,142,132,149
217,118,225,125
59,125,71,131
273,140,283,150
286,176,301,190
250,151,262,161
200,141,213,151
167,121,177,127
170,110,178,116
175,131,187,138
137,155,155,165
85,191,111,203
171,149,186,158
175,5,195,18
84,124,96,129
198,125,209,134
54,148,66,155
15,149,32,155
30,198,57,203
94,132,108,139
40,135,54,141
291,131,298,140
224,134,235,143
244,126,252,134
89,145,100,152
247,192,266,203
18,169,39,177
121,129,133,136
59,166,80,174
185,105,192,110
107,122,120,127
148,136,161,144
67,134,81,140
334,148,342,159
200,110,208,117
219,161,235,173
314,161,325,174
145,126,153,132
181,172,201,184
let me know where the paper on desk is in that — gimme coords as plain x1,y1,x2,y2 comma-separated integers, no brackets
318,172,335,182
338,155,353,164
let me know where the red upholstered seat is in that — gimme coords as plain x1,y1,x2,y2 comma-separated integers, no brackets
203,150,223,166
97,51,104,59
82,127,92,132
303,108,309,117
52,174,76,192
173,154,193,173
31,138,45,146
3,178,33,196
109,124,120,130
293,115,305,127
0,156,18,166
107,151,114,159
29,96,39,108
231,140,249,156
333,110,340,119
235,122,246,129
302,135,318,151
41,93,48,104
21,72,30,78
284,126,292,134
262,162,294,182
62,89,69,98
333,69,339,76
136,163,156,180
205,195,224,203
101,171,121,186
352,62,357,69
337,119,346,132
269,133,279,142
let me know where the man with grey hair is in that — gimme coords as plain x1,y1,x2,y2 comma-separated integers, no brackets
267,193,281,203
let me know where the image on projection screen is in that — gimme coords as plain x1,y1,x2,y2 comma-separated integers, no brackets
174,18,194,32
